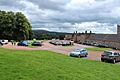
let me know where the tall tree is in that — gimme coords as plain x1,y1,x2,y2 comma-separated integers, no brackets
0,10,32,40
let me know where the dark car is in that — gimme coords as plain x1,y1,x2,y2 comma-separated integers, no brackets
96,43,109,48
112,47,118,50
101,51,120,63
17,41,28,46
32,42,42,46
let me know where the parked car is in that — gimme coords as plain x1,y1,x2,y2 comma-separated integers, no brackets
70,48,88,58
85,42,92,46
78,41,83,44
49,40,62,45
32,42,42,46
112,47,118,50
96,43,109,48
54,41,62,45
0,39,8,44
101,51,120,63
90,42,97,46
17,41,28,46
62,41,70,46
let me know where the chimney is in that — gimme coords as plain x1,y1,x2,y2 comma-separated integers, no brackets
85,30,87,34
117,24,120,35
90,31,92,34
76,31,77,34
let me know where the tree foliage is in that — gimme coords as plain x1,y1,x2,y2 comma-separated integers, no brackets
0,10,32,40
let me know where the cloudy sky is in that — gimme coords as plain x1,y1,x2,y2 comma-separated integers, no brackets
0,0,120,34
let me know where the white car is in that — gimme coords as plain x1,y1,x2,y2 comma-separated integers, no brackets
0,39,8,44
70,48,88,58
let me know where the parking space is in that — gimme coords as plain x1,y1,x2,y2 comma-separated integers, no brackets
1,40,103,61
2,40,120,64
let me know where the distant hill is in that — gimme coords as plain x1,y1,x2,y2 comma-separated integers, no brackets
32,30,72,40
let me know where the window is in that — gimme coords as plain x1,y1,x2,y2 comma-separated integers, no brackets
114,53,118,55
82,50,86,52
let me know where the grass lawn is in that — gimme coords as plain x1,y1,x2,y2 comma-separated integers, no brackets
27,44,39,48
0,48,120,80
86,47,111,51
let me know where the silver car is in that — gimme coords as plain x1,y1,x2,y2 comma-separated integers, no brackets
70,48,88,58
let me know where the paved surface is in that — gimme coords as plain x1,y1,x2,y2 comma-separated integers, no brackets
1,41,103,61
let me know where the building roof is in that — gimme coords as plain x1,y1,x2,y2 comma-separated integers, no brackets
89,34,120,42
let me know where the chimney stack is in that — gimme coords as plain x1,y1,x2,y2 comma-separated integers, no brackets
117,24,120,35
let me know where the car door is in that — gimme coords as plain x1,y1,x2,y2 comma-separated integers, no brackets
114,53,119,61
81,50,86,56
118,53,120,61
83,50,87,55
80,50,84,56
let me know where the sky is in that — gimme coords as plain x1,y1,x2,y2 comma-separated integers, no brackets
0,0,120,34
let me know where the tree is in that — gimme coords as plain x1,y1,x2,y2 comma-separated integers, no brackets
0,10,32,40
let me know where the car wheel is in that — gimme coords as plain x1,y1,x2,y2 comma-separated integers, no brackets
85,55,87,57
112,59,116,64
78,54,81,58
101,59,104,62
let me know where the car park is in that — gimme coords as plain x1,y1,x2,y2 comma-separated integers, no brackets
101,51,120,63
70,48,88,58
32,42,42,46
17,41,28,46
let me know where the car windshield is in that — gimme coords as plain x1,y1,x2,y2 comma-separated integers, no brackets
73,50,80,52
103,51,112,55
73,49,82,52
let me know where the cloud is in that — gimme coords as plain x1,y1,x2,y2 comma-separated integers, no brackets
0,0,120,34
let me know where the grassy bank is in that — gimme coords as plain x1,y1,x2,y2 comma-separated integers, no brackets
86,47,111,51
0,48,120,80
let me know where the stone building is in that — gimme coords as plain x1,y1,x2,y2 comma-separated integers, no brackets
65,25,120,49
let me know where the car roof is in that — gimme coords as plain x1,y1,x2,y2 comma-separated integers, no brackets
33,42,40,43
74,48,86,51
104,50,119,53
